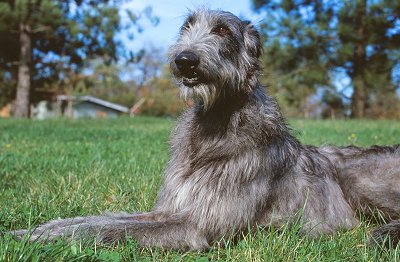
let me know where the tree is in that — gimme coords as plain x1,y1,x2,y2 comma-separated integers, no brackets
140,65,186,117
337,0,400,118
253,0,400,118
123,44,165,97
0,0,157,117
78,60,138,107
134,45,164,89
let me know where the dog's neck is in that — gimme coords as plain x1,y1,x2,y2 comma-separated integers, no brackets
192,83,269,135
195,89,249,117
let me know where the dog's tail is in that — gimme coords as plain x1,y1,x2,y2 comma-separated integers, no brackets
10,211,209,251
321,144,400,247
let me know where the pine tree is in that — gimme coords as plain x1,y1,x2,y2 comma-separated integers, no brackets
0,0,156,117
253,0,400,118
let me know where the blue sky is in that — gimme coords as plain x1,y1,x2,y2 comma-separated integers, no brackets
121,0,263,51
118,1,398,98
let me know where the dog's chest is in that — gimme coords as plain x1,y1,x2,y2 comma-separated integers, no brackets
170,159,271,233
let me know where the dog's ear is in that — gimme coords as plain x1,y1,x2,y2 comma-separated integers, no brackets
242,21,262,59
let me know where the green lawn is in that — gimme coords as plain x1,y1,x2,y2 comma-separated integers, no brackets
1,117,399,261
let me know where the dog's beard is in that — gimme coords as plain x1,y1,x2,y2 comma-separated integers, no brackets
179,83,219,110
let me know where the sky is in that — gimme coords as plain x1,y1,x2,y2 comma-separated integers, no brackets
121,0,264,52
114,1,398,98
116,1,355,99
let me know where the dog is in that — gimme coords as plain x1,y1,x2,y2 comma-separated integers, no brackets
12,9,400,250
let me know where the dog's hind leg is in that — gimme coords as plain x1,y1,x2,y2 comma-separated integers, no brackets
321,145,400,218
321,145,400,247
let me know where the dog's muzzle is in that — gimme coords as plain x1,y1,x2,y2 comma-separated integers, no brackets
175,51,201,87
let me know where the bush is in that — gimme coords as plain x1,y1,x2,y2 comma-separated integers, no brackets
140,78,186,117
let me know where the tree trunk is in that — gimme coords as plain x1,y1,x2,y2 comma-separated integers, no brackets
13,23,32,118
350,0,367,118
351,76,366,118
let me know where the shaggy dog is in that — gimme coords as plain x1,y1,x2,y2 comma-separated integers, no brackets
13,9,400,250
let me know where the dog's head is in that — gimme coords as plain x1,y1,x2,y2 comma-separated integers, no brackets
169,9,262,109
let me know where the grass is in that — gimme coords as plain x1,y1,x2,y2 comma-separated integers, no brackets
0,116,400,261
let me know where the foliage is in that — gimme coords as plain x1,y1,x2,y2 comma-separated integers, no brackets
0,71,15,108
71,61,138,107
0,0,157,116
140,68,186,117
253,0,400,118
1,117,400,259
68,50,181,113
130,45,165,88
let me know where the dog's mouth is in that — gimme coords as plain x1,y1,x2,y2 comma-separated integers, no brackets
182,76,200,87
181,71,203,87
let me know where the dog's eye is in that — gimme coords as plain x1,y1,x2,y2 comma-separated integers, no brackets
212,25,230,36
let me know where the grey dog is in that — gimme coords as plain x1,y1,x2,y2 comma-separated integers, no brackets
13,9,400,250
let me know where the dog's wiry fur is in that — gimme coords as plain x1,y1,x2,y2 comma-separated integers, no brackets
12,9,400,250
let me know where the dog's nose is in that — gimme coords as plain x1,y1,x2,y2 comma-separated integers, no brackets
175,51,200,72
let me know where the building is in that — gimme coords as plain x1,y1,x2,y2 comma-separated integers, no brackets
32,95,129,119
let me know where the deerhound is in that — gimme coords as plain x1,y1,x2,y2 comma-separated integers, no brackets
11,9,400,250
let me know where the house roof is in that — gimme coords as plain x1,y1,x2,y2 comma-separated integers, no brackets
57,95,129,113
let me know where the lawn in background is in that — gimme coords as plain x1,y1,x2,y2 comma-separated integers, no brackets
1,117,399,261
